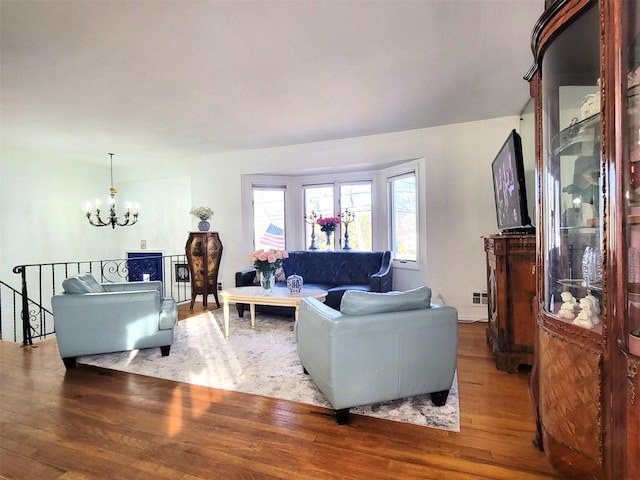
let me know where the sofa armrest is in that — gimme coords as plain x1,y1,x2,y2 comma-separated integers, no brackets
236,269,258,287
369,251,393,292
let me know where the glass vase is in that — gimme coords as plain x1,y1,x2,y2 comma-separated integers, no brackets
260,272,275,294
325,231,333,250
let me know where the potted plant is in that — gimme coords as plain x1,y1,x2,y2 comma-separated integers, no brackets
190,206,214,231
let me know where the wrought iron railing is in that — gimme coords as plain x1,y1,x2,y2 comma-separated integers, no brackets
1,254,192,346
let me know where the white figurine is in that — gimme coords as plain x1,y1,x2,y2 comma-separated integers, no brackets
558,291,577,320
573,296,596,329
585,293,601,325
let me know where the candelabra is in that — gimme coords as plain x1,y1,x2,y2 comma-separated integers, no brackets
341,209,355,250
304,210,318,250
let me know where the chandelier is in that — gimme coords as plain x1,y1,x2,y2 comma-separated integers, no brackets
83,153,139,229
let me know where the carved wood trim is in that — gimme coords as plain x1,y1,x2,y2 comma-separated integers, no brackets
629,361,639,405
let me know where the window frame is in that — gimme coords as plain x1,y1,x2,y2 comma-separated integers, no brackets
382,160,422,270
240,159,423,266
250,183,287,251
338,181,373,251
387,171,418,263
302,180,374,251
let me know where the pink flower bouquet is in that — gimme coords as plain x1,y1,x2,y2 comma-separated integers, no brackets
317,216,341,233
248,249,288,275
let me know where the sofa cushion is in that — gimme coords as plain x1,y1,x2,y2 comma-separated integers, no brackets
340,286,432,316
62,273,106,294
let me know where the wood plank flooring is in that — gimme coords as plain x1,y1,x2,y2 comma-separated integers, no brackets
0,305,562,479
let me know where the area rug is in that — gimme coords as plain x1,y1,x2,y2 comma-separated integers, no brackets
79,311,460,432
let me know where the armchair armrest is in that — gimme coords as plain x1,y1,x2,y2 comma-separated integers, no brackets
369,251,393,292
235,269,258,287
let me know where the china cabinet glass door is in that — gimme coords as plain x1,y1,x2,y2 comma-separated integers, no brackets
625,0,640,356
541,4,603,334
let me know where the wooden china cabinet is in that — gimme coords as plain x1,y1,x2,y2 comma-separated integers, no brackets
185,231,223,310
526,0,639,478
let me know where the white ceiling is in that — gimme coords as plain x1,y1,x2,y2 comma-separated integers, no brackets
1,0,544,166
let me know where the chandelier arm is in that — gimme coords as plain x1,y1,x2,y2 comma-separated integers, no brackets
86,211,109,227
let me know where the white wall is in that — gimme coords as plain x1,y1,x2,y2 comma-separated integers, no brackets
1,115,525,335
0,146,120,282
0,149,193,281
117,176,192,257
182,116,522,320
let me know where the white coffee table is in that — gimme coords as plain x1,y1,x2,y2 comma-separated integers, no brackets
219,286,328,339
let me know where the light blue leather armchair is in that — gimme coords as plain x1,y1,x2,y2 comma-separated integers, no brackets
295,286,458,424
51,273,177,369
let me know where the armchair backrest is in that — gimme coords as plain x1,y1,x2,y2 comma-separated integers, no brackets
339,286,431,315
62,272,106,294
61,273,163,299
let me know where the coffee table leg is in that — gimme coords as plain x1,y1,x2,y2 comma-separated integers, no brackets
250,303,256,328
294,306,300,321
223,299,230,340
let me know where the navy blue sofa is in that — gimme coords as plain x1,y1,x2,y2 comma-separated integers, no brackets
234,250,393,317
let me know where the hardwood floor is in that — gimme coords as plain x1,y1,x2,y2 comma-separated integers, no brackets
1,305,562,480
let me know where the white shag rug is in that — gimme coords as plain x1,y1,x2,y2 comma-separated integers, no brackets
79,311,460,432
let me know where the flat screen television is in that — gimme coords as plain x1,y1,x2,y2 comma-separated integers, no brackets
491,129,534,233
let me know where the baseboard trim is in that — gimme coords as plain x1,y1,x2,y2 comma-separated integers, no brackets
458,314,488,323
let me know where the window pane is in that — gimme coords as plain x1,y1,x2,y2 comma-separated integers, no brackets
340,183,372,251
390,174,417,261
304,185,334,249
253,188,285,250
